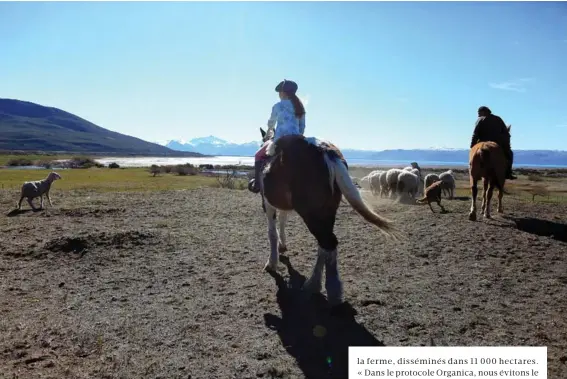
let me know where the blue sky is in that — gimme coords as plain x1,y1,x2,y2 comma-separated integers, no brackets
1,1,566,150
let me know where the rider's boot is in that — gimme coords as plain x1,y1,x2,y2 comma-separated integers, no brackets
506,164,517,180
248,160,263,193
504,147,517,180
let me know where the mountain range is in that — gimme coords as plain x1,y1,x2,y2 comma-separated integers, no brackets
0,98,204,156
164,137,567,166
1,97,565,166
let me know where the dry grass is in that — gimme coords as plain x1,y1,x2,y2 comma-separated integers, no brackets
0,167,218,193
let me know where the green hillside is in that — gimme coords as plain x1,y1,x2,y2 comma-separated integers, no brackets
0,98,204,156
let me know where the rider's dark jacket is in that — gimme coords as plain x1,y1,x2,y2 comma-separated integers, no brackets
470,114,510,149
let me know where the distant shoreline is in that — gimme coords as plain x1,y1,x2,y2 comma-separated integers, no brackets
1,151,567,172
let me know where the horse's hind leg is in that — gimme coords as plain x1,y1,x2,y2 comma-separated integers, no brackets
263,201,279,272
468,176,478,221
299,211,343,305
277,211,288,253
497,188,504,213
481,178,489,214
484,182,495,219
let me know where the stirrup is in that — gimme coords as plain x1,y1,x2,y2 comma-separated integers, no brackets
248,179,261,193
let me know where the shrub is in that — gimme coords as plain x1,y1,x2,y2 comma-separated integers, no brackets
215,169,247,190
174,163,198,176
527,175,543,182
6,158,34,166
149,164,162,177
108,162,120,169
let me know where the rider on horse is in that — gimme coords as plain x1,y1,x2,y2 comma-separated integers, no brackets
248,79,306,193
470,106,517,180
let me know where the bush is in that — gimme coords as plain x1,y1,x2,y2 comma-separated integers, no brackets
215,169,247,190
174,163,198,176
528,185,550,202
149,164,162,177
7,158,34,166
36,159,55,169
62,156,104,169
108,162,120,169
527,175,543,182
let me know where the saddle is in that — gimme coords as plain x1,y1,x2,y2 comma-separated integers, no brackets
264,134,348,170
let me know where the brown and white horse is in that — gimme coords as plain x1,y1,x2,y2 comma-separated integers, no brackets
255,128,400,305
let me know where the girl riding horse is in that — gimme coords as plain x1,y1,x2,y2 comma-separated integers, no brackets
249,79,306,193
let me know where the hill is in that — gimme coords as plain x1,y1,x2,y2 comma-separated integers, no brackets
165,137,567,167
0,98,205,156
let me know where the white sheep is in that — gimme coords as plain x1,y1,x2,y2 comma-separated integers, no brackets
439,170,456,199
378,171,388,198
385,168,404,198
424,173,440,191
359,174,372,190
396,170,420,200
368,170,384,195
18,171,62,211
408,167,424,196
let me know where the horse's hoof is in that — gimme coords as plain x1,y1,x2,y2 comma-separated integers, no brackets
468,213,476,221
264,261,277,272
277,244,287,254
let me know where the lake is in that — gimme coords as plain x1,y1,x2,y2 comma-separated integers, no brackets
93,156,567,169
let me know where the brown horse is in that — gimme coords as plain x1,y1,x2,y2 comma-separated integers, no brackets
255,127,400,305
468,130,510,221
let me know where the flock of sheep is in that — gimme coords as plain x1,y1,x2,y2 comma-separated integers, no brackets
16,163,458,214
353,162,457,212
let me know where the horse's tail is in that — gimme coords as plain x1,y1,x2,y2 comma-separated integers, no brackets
325,154,401,240
479,146,510,195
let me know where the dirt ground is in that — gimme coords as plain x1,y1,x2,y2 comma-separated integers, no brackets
1,187,566,379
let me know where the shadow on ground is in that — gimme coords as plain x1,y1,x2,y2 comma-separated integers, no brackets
451,196,470,201
6,208,42,217
264,255,384,379
503,216,567,242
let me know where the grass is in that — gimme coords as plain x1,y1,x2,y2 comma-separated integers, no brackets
0,167,220,193
452,178,567,204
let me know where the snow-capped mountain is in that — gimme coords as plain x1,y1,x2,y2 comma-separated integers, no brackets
163,135,262,156
159,136,567,166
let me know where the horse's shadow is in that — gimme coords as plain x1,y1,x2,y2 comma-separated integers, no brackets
501,215,567,242
6,208,42,217
264,255,385,379
450,196,470,201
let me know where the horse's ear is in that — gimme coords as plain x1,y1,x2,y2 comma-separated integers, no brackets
507,124,511,132
260,127,266,138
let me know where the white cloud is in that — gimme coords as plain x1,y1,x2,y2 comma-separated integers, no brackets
489,78,535,93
